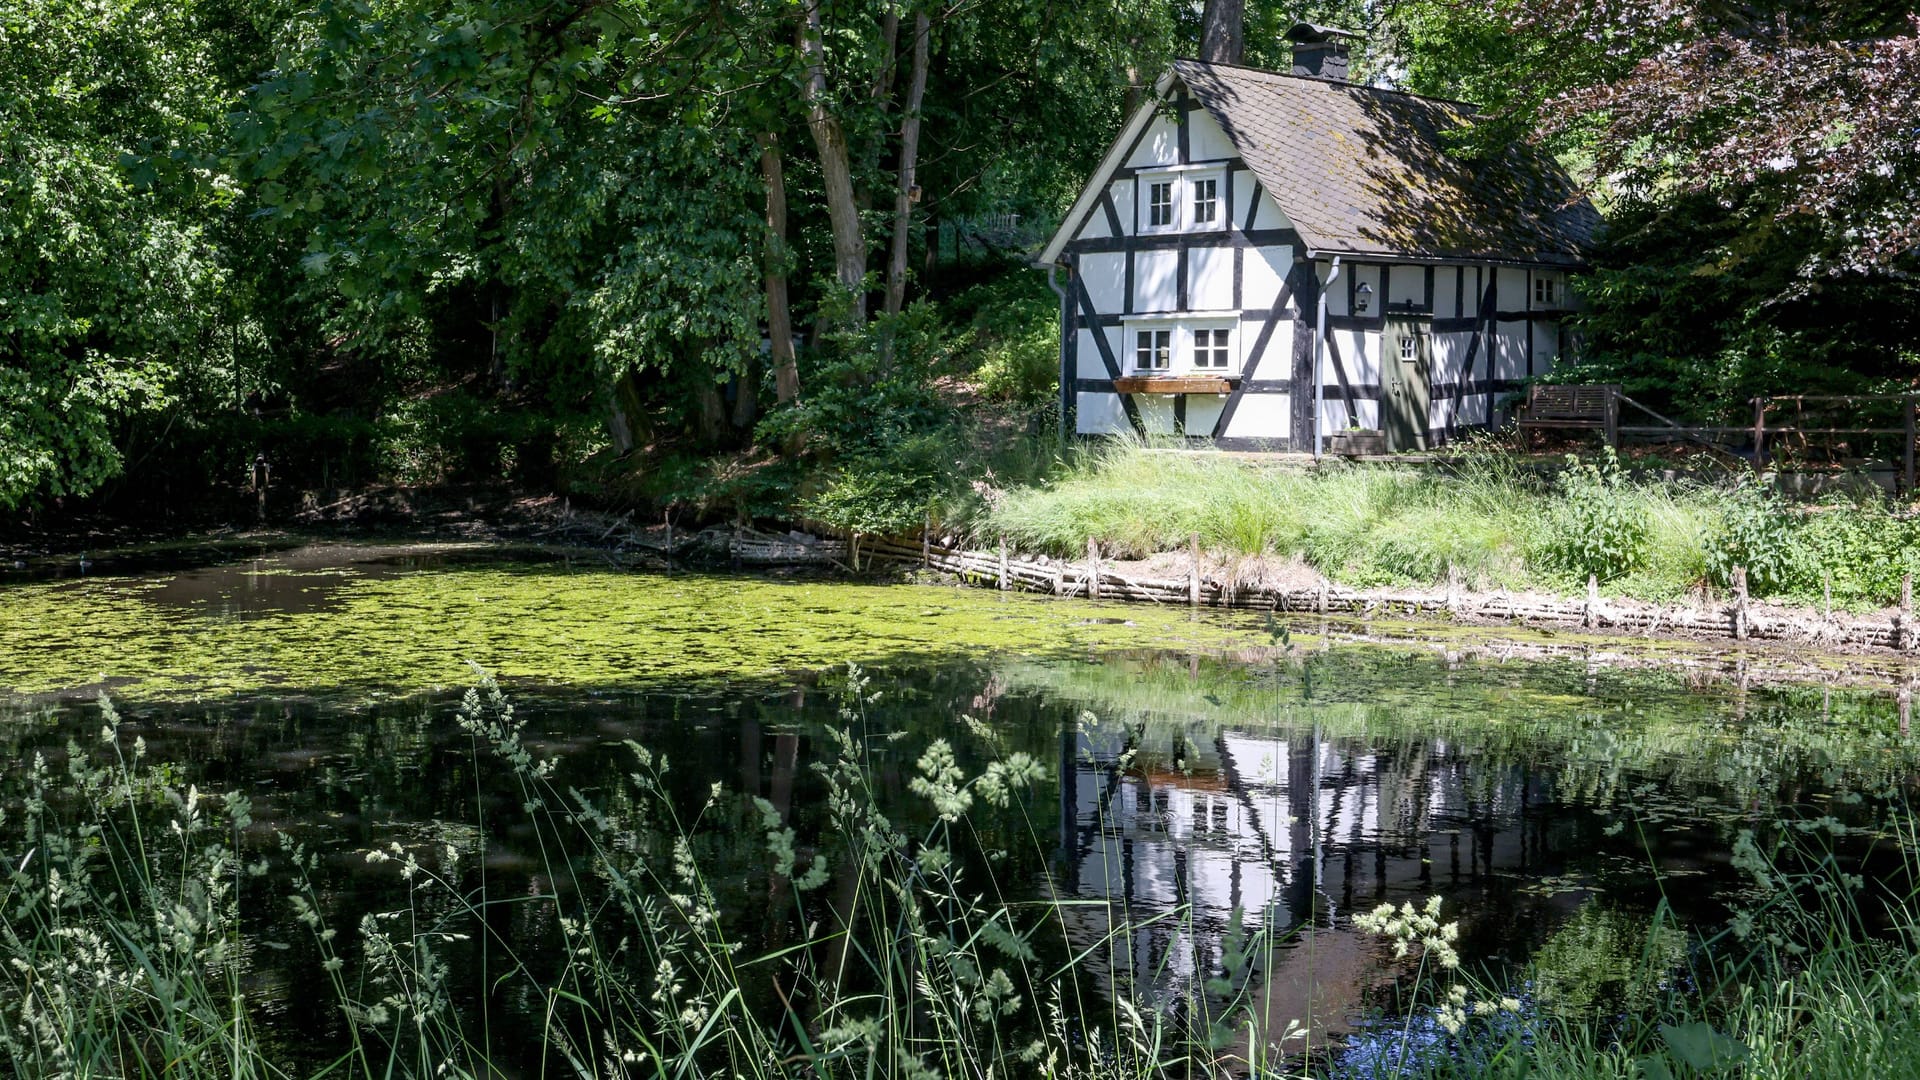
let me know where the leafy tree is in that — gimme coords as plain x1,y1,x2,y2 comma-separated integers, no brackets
0,0,238,507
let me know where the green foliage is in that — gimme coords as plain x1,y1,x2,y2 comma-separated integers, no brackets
0,0,236,507
949,274,1059,407
1539,449,1651,584
1704,482,1798,594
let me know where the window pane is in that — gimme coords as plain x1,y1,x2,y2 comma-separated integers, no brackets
1149,182,1173,227
1193,178,1217,225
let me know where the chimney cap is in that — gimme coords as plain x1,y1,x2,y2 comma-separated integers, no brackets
1285,22,1364,45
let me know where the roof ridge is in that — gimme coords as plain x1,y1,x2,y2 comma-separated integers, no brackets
1170,57,1482,113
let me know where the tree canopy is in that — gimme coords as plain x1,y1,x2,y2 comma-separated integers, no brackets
1,0,1914,513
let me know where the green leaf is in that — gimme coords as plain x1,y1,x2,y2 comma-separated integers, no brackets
1659,1021,1748,1072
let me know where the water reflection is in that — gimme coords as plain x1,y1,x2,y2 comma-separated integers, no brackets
1,626,1914,1069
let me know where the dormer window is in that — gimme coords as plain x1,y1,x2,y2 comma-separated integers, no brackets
1138,166,1227,233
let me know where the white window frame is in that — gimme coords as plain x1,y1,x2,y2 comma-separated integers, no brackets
1137,165,1228,234
1533,275,1560,308
1132,327,1172,372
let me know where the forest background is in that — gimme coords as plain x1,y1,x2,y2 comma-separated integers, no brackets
3,0,1917,536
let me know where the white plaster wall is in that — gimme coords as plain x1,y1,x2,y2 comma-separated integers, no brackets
1081,253,1126,314
1493,322,1527,380
1224,393,1291,439
1231,168,1258,225
1331,327,1378,384
1249,318,1295,381
1430,331,1470,390
1110,181,1134,236
1434,267,1461,319
1186,395,1227,434
1188,246,1234,310
1077,391,1129,434
1532,319,1560,371
1316,398,1380,438
1133,250,1178,313
1497,267,1527,311
1243,245,1290,310
1387,265,1425,309
1250,191,1292,231
1189,107,1235,163
1127,114,1180,169
1136,395,1178,435
1076,328,1122,381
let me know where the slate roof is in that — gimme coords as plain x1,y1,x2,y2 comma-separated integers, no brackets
1172,59,1601,267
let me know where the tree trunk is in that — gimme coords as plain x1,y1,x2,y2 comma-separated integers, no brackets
884,11,931,319
756,133,800,404
607,370,647,455
798,0,867,321
1199,0,1244,65
695,378,726,446
731,356,759,432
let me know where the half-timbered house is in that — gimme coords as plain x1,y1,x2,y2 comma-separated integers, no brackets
1036,25,1602,453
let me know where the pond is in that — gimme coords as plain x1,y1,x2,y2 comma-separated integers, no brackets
1,543,1913,1075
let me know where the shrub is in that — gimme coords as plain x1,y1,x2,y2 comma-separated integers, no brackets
1539,449,1651,584
1705,481,1799,594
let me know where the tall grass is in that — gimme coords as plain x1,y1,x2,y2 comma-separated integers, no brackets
983,438,1719,596
6,671,1920,1078
985,438,1920,607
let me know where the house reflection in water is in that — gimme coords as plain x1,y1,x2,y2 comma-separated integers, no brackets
1052,717,1573,1043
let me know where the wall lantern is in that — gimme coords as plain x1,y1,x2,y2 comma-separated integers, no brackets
1354,281,1373,314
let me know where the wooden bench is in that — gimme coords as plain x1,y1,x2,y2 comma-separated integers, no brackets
1515,383,1620,448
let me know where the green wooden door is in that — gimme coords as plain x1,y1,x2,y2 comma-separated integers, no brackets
1383,319,1433,452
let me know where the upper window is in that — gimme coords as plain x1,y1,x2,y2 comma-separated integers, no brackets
1138,168,1226,233
1191,177,1218,226
1147,182,1175,228
1534,276,1559,307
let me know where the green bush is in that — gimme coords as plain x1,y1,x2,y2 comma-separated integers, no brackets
1705,482,1799,594
1538,450,1652,584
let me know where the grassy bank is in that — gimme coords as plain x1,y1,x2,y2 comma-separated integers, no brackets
980,440,1920,609
6,672,1919,1078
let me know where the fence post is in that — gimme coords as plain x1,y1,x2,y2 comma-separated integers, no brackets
1087,538,1100,601
1824,571,1833,624
1905,397,1916,495
922,512,931,567
664,511,673,575
1902,574,1914,651
998,538,1010,592
1585,574,1599,628
1751,398,1768,471
1733,566,1749,641
1189,533,1202,607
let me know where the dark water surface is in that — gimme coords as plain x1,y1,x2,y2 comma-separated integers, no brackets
2,544,1914,1070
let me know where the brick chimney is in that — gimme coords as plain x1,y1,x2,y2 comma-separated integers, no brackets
1286,23,1363,81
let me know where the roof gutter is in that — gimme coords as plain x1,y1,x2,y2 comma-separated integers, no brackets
1304,248,1588,272
1313,255,1342,462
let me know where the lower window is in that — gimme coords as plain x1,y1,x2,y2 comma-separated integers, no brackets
1135,329,1171,371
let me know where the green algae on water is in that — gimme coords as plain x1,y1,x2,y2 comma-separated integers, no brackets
0,546,1266,701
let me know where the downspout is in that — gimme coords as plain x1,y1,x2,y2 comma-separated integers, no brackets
1313,254,1343,461
1047,263,1072,447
